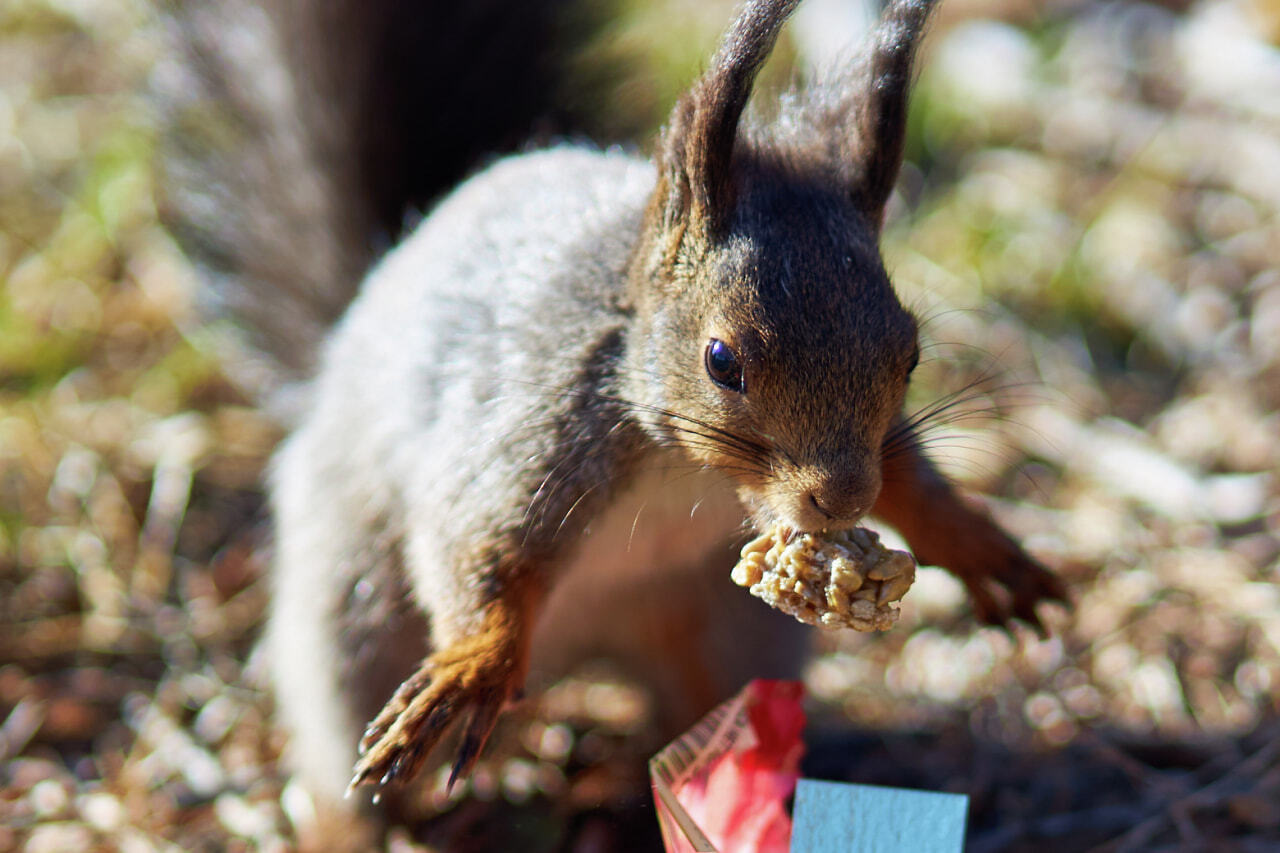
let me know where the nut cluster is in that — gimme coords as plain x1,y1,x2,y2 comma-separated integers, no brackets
731,526,916,631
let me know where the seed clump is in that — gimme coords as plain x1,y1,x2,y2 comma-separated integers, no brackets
731,526,916,631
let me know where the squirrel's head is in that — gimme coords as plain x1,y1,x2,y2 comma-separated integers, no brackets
624,0,933,533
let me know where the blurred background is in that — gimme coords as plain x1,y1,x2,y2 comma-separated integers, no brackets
2,0,1278,850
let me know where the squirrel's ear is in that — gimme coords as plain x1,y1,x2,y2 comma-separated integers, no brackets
848,0,936,227
654,0,800,243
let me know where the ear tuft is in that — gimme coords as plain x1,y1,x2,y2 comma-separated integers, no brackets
654,0,802,242
850,0,938,226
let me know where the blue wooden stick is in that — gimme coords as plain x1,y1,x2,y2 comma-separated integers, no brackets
791,779,969,852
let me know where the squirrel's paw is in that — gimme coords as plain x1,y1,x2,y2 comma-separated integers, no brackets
348,644,518,796
945,525,1070,636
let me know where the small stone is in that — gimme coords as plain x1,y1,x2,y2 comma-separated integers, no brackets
78,791,125,833
24,823,93,853
193,694,238,744
215,792,276,840
28,779,69,818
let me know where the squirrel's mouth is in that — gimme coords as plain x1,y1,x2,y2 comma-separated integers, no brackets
737,485,868,538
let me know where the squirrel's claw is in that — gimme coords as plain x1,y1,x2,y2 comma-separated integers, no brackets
1012,560,1072,637
448,692,505,791
960,543,1071,638
348,648,518,796
357,666,433,757
872,435,1072,636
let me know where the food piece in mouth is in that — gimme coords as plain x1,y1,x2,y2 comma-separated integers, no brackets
731,525,916,631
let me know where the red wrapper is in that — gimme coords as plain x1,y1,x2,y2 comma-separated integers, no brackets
650,680,805,853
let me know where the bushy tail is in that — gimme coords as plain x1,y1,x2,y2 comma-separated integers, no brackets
156,0,611,405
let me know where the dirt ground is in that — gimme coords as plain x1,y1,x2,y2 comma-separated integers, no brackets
1,0,1278,850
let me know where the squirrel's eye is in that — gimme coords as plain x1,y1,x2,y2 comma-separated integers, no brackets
705,338,744,393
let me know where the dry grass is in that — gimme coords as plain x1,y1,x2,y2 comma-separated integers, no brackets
1,0,1277,850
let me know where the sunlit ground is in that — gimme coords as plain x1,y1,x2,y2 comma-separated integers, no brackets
1,0,1278,850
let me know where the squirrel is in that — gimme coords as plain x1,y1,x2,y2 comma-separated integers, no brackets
161,0,1068,829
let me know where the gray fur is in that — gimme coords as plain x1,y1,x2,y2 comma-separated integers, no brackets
269,149,669,798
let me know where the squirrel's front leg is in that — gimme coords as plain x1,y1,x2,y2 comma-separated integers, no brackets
349,555,544,794
873,421,1070,633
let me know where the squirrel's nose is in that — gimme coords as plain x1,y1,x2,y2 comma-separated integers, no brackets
805,474,879,527
809,492,856,520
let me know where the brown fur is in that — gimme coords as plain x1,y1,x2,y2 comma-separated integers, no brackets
352,564,545,791
300,0,1067,806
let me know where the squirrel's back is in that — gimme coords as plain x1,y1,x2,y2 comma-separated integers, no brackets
309,147,654,449
344,147,654,342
